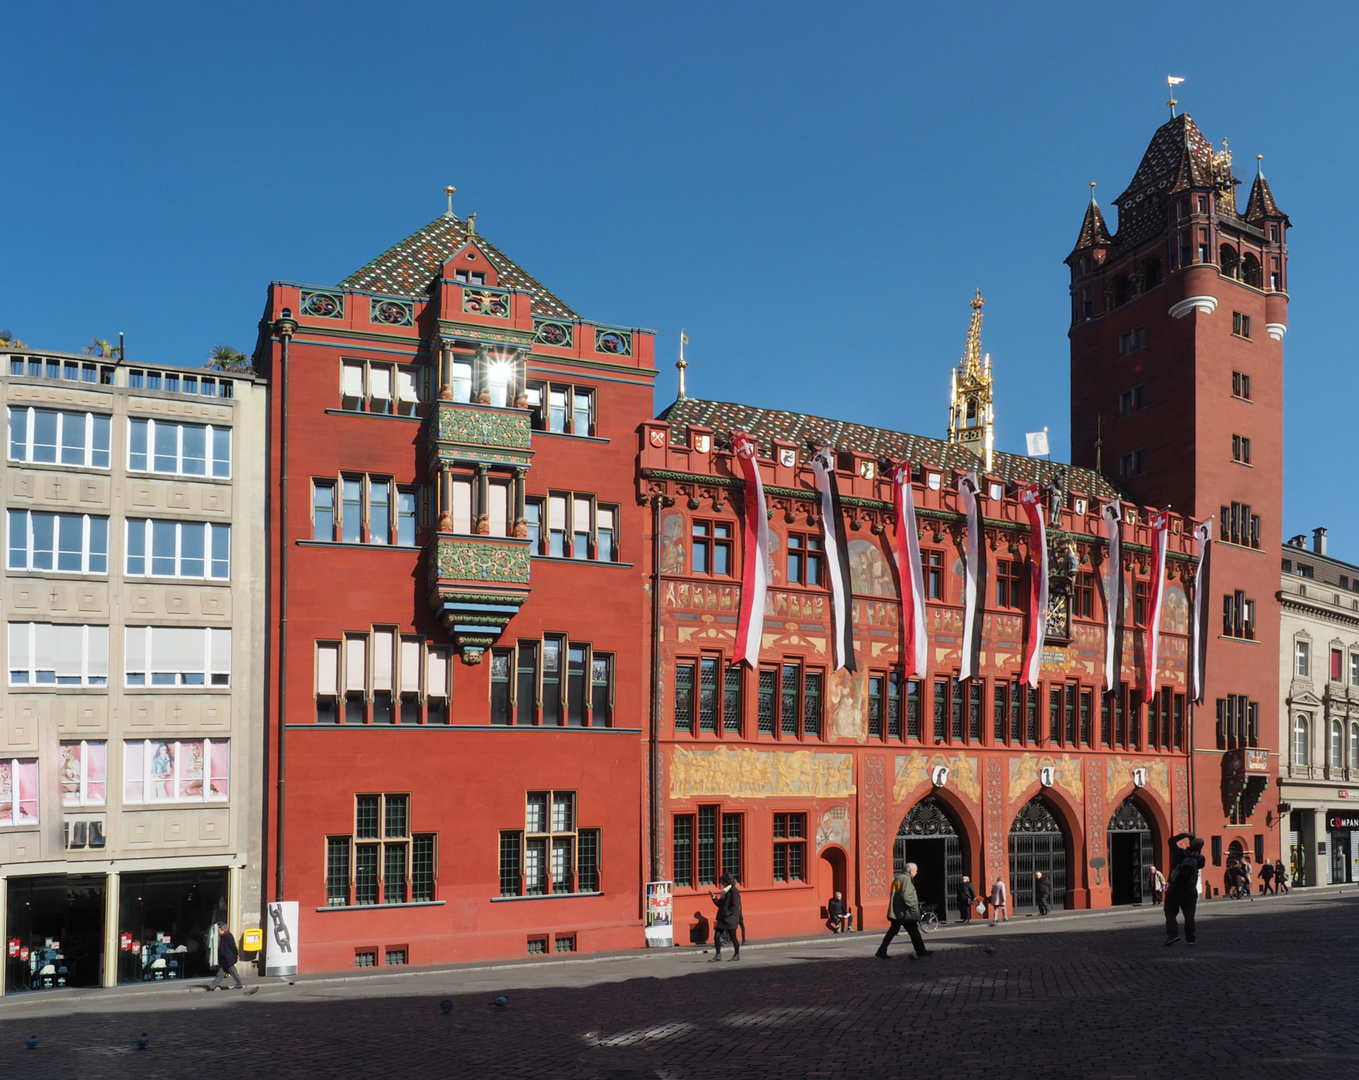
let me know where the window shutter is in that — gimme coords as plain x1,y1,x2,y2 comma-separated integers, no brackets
372,630,394,691
316,642,340,696
35,624,59,672
124,626,147,676
369,365,392,402
342,363,365,398
345,635,368,692
548,496,567,531
86,626,110,679
399,638,421,693
426,646,448,698
573,497,591,533
8,623,30,673
209,629,232,678
596,507,613,531
397,368,419,403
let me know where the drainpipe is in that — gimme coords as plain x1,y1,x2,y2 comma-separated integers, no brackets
273,310,297,900
648,491,668,884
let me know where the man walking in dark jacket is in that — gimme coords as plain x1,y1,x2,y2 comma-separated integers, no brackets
1164,832,1205,946
709,873,742,961
207,924,243,990
956,875,977,924
876,864,929,959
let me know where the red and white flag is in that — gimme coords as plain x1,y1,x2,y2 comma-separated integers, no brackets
1101,499,1123,693
1144,510,1171,694
893,462,928,678
732,433,770,667
957,473,986,682
1019,485,1048,689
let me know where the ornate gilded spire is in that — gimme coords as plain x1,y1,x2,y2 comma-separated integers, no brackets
948,290,994,471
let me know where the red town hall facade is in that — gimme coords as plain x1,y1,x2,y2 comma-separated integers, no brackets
254,110,1285,968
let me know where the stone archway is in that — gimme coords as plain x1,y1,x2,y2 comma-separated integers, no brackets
1008,798,1068,913
895,796,965,922
1107,797,1154,905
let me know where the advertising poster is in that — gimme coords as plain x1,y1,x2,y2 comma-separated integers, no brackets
264,900,299,976
644,881,673,948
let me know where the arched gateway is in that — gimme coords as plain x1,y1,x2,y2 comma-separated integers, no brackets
895,796,964,921
1107,797,1154,905
1008,799,1067,913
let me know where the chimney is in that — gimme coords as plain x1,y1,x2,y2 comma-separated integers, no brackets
1313,527,1328,556
1289,535,1307,549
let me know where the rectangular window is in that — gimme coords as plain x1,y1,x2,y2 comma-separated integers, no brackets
787,534,824,587
1050,688,1062,747
122,739,229,803
1333,649,1344,683
578,828,601,892
1026,686,1038,743
8,408,111,468
673,814,694,888
491,648,513,725
773,813,807,882
721,813,743,883
1118,449,1146,478
342,477,364,542
933,680,947,741
326,836,351,906
758,668,777,734
722,664,742,734
804,671,823,738
869,676,884,737
572,496,591,559
698,657,718,732
1134,581,1149,627
952,677,964,740
397,488,417,546
596,506,617,562
994,683,1007,741
369,481,391,544
675,663,695,734
313,482,335,541
1101,694,1112,747
567,645,588,726
499,831,523,896
1223,591,1256,640
516,643,537,726
0,759,39,827
60,740,107,806
592,653,613,727
8,511,108,574
125,520,230,580
1350,654,1358,688
1232,434,1252,464
500,791,592,897
782,663,800,735
1065,684,1078,745
926,550,944,600
1080,689,1093,746
1295,641,1309,677
548,495,567,556
1010,680,1024,742
907,679,921,739
887,673,903,739
1232,311,1252,339
124,626,231,687
525,499,544,555
1232,372,1252,400
697,805,717,885
128,418,230,478
8,623,109,686
995,560,1024,609
541,637,563,724
692,520,734,576
969,681,982,741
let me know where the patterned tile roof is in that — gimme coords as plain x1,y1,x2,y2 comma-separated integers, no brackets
1244,172,1287,223
1113,114,1215,208
339,214,579,319
658,397,1121,498
1070,199,1113,253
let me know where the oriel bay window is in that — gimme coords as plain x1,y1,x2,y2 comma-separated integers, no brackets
671,806,743,888
438,468,524,540
326,794,436,907
436,345,526,407
493,638,613,726
498,791,601,897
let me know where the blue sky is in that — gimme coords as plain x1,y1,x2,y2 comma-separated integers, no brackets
6,1,1358,558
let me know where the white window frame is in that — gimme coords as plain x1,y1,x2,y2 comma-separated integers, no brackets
127,418,232,479
125,519,231,580
122,739,229,804
1294,715,1310,766
7,406,112,469
1296,641,1310,678
124,626,232,688
8,623,110,686
61,740,108,807
8,510,109,575
0,759,39,826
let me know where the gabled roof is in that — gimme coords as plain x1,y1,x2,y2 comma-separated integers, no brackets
1113,114,1216,207
1070,199,1113,254
658,397,1120,498
339,214,579,320
1245,172,1287,223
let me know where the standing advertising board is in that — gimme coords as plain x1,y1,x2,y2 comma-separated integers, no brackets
644,881,673,947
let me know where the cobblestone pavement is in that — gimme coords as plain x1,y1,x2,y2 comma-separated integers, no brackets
4,889,1359,1079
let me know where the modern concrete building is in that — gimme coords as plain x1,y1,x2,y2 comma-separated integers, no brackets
0,346,266,993
1279,529,1359,887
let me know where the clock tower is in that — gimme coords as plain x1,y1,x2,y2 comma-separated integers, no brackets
1067,111,1291,870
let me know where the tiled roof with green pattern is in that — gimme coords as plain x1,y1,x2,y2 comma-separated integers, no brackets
339,214,579,320
658,397,1121,498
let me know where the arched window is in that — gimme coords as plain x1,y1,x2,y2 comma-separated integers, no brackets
1241,253,1262,288
1141,258,1163,289
1294,715,1310,766
1350,723,1359,769
1109,276,1135,309
1219,245,1240,279
1331,720,1343,768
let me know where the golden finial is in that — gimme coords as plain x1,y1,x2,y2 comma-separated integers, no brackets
961,290,985,380
948,290,994,471
443,185,457,218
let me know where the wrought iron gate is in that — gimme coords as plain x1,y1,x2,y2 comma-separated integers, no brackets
1107,797,1154,904
1008,798,1067,912
894,796,963,919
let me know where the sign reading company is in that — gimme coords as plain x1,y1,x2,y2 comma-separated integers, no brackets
1328,815,1359,830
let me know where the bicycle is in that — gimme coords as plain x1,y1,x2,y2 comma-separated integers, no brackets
919,903,940,934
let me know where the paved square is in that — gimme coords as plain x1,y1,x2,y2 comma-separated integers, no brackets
4,891,1359,1079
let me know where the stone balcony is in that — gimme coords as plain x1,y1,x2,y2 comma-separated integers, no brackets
426,534,532,662
430,400,533,470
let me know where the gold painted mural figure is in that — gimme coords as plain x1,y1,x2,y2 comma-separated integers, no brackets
669,746,855,799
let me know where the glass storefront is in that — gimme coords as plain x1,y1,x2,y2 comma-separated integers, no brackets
5,875,107,992
117,868,229,983
1327,813,1359,885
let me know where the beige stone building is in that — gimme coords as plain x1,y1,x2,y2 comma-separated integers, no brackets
1279,528,1359,887
0,346,265,992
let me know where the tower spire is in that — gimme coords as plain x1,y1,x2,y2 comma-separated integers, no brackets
443,185,456,219
947,290,994,472
676,330,688,400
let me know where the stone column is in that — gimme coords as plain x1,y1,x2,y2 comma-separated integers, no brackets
512,468,527,539
474,465,490,535
474,346,491,405
103,871,120,987
438,341,453,401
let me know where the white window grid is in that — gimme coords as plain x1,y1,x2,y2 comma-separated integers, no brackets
7,511,109,574
0,759,39,826
7,407,112,469
124,626,232,687
61,740,107,807
125,519,231,580
128,418,231,478
7,623,109,686
123,739,229,804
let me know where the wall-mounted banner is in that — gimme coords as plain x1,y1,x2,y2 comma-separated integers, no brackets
644,881,674,947
264,900,299,976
